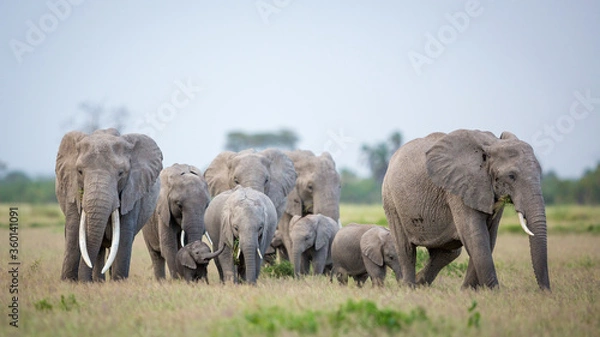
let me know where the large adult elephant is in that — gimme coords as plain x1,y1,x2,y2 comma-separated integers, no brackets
277,150,341,261
382,129,550,290
142,163,211,280
56,128,162,282
204,186,277,284
204,148,297,221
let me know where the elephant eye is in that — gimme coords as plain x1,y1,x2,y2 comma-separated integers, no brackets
77,169,83,175
307,183,313,191
233,177,240,185
508,173,517,181
264,177,269,185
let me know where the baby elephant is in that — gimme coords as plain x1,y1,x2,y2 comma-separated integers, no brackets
289,214,339,277
331,224,402,287
175,240,224,283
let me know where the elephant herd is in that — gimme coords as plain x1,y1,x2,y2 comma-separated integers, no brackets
55,128,550,290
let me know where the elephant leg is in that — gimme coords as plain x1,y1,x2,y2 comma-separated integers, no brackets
385,206,417,286
451,199,499,288
111,226,135,281
218,248,236,284
354,273,369,288
312,249,329,275
365,262,386,287
277,213,293,262
61,207,81,281
93,248,106,282
334,267,349,285
416,248,461,285
161,226,180,279
461,258,480,289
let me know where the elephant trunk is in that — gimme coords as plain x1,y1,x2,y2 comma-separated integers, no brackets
313,190,340,221
180,210,205,247
292,246,304,278
204,244,225,260
517,191,550,291
241,240,259,284
80,177,120,279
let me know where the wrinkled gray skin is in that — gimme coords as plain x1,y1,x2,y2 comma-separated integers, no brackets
360,227,402,287
143,164,211,280
204,148,297,221
331,224,401,287
289,214,339,277
383,129,550,290
56,129,162,282
175,240,224,283
204,186,277,284
277,150,341,262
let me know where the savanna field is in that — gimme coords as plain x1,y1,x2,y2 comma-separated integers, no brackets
1,203,599,337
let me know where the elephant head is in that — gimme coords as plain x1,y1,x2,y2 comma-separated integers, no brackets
425,129,549,290
220,186,278,284
289,214,338,277
285,150,341,221
178,240,224,281
56,129,162,280
157,164,211,246
360,227,402,284
204,149,297,220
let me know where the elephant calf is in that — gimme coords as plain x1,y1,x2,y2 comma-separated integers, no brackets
331,224,402,287
289,214,339,277
175,241,224,283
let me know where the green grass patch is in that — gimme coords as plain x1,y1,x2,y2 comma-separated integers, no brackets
262,260,294,278
237,299,429,336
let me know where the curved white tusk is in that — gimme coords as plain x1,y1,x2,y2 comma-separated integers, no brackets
180,230,186,248
79,209,93,269
517,212,535,236
237,247,242,259
257,248,263,260
204,232,213,246
101,209,120,274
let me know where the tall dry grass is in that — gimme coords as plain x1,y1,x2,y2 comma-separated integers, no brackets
0,204,599,336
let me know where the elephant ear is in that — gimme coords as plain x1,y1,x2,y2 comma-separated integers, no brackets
361,228,384,267
180,248,197,269
205,151,237,197
260,196,278,254
120,134,163,215
156,168,172,228
261,149,297,217
315,215,336,251
425,130,497,215
221,197,235,249
55,131,87,211
500,131,519,140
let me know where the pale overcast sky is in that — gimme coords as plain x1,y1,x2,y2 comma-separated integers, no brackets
1,1,599,179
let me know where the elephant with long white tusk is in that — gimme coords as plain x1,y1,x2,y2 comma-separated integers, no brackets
56,128,163,282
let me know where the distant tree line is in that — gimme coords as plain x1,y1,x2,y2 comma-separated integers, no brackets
0,171,56,203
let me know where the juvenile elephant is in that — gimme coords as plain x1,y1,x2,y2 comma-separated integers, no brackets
382,129,550,290
143,164,211,280
204,148,297,220
55,128,163,282
277,150,342,261
204,186,277,284
289,214,339,277
331,224,401,287
175,240,224,283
